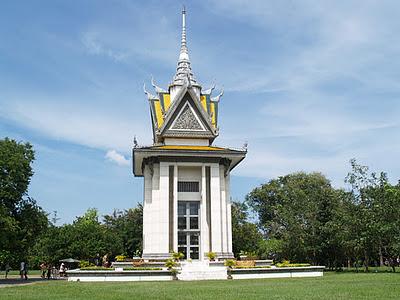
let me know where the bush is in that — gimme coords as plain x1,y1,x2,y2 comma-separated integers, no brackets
224,259,236,268
171,252,184,262
206,252,216,261
239,251,258,260
236,260,255,268
79,260,94,268
234,265,271,269
80,267,113,270
115,255,126,262
165,259,177,270
119,267,162,271
275,260,310,268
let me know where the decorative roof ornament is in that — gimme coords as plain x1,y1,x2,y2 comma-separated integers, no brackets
211,89,224,102
202,83,216,95
151,76,168,93
243,141,248,151
171,6,199,87
143,83,158,100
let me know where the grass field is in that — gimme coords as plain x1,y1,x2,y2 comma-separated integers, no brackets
0,272,399,300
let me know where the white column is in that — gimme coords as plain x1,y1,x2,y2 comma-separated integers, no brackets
225,174,233,253
157,162,170,254
200,164,209,260
220,165,227,253
173,164,178,252
210,163,222,253
142,164,152,254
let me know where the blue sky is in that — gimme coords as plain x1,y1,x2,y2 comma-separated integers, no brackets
1,1,399,224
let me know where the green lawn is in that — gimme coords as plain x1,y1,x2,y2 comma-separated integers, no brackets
0,272,399,299
0,270,41,276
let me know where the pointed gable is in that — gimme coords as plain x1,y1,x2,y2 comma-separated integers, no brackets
156,86,217,143
171,102,205,131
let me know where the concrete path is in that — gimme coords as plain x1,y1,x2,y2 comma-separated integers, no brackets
0,276,66,288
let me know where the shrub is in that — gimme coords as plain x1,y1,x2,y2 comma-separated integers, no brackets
165,259,177,270
224,259,236,268
206,252,217,261
236,260,255,268
123,267,162,271
239,251,258,260
79,260,94,268
115,255,127,262
171,252,184,262
234,265,271,269
275,260,311,268
80,267,113,270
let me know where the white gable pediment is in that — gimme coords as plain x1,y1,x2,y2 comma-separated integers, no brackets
170,102,206,131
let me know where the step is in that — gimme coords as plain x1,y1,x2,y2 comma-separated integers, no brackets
177,261,227,281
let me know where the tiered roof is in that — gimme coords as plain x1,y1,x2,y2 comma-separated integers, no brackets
144,8,224,145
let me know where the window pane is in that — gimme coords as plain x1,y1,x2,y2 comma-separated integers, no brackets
178,233,186,245
190,203,199,215
190,234,199,245
190,247,199,260
178,203,186,216
178,217,187,230
190,217,198,229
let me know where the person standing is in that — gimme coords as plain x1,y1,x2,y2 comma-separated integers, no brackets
20,261,25,279
46,264,52,280
59,263,65,277
23,261,28,280
5,263,11,279
40,262,46,278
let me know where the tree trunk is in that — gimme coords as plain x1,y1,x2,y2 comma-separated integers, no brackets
379,245,384,267
364,250,369,272
347,258,351,269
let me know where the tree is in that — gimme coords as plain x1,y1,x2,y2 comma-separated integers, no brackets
246,172,342,265
31,208,125,266
344,159,390,271
0,138,48,267
0,138,34,213
103,204,143,256
231,201,263,258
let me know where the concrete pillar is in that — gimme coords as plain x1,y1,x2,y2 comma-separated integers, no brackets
210,163,222,253
200,164,209,259
219,165,227,253
225,174,233,253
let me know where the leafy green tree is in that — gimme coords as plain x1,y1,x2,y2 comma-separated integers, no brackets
103,204,143,256
0,138,34,213
247,172,342,265
231,201,263,258
31,208,125,266
367,179,400,271
0,138,48,267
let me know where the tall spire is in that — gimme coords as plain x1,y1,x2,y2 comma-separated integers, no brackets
171,6,199,87
179,5,189,61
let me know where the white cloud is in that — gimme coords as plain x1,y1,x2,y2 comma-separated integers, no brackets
81,31,127,62
0,93,153,154
105,149,130,166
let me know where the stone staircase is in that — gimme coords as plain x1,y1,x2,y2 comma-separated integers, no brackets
177,261,227,281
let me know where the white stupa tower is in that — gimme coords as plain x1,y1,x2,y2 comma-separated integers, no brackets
133,8,246,261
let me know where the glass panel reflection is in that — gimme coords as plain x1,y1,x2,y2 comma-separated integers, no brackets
178,232,186,245
190,234,199,245
178,217,187,230
190,217,198,229
190,247,199,260
190,202,199,215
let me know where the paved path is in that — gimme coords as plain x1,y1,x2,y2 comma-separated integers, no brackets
0,277,66,288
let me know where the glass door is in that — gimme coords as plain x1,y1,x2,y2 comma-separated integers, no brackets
178,201,200,260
